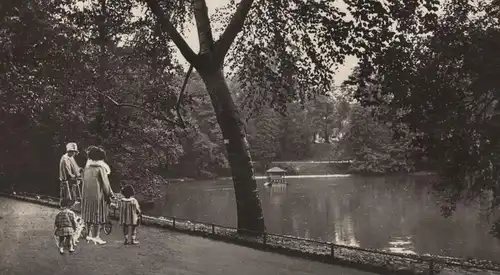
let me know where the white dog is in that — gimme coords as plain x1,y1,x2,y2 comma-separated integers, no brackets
72,215,85,245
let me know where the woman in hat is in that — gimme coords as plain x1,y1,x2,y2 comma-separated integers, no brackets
81,146,114,245
59,142,81,205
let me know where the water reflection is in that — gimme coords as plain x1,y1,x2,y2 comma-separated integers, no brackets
149,176,500,261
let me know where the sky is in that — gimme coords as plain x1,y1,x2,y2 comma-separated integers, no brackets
154,0,358,86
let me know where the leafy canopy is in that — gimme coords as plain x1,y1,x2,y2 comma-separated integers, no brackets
71,0,439,114
226,0,439,113
352,0,500,220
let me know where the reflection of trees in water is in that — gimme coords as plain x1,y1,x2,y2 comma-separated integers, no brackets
350,177,439,251
410,193,500,260
160,181,237,227
279,186,317,238
263,178,362,245
265,180,333,240
334,215,360,246
261,185,295,235
347,177,400,249
347,176,500,261
154,177,500,260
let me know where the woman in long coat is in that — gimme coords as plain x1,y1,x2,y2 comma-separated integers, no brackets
81,146,114,245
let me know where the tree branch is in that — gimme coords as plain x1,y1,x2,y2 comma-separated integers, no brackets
144,0,198,65
176,65,194,128
97,91,185,128
214,0,255,63
192,0,215,53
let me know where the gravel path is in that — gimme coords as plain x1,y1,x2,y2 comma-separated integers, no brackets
0,197,377,275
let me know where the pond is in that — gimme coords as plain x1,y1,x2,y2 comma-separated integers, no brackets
147,175,500,261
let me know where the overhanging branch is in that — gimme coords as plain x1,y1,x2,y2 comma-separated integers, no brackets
214,0,255,63
176,65,194,128
97,91,185,128
145,0,198,65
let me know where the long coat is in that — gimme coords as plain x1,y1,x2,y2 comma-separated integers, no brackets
81,164,112,225
59,154,81,200
59,153,80,182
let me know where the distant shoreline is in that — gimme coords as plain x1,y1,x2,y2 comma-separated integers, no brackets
167,171,436,182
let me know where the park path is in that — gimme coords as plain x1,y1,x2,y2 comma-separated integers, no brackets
0,197,376,275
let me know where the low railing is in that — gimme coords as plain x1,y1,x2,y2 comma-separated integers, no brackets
262,160,354,164
2,191,500,275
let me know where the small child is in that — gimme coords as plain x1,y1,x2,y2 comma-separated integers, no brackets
54,198,77,254
119,184,141,245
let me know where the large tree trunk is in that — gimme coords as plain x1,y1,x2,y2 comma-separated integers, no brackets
144,0,263,233
199,69,265,233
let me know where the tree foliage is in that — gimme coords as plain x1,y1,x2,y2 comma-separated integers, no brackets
1,0,440,232
246,107,281,164
353,0,500,224
0,0,226,198
232,0,439,113
245,93,354,165
340,104,416,174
